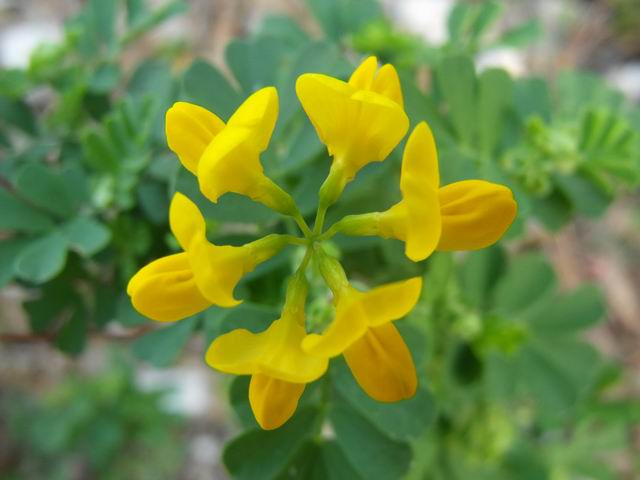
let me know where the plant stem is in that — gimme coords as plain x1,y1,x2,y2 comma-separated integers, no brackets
313,204,328,236
282,235,308,246
293,211,313,239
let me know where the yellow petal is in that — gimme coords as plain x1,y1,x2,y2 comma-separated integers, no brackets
348,55,378,90
343,323,417,402
359,277,422,327
205,317,328,383
400,122,441,261
165,102,225,175
249,374,305,430
127,253,210,322
348,56,403,107
197,127,265,203
226,87,278,152
296,73,408,178
169,192,206,251
371,64,403,107
188,241,249,307
437,180,517,251
302,277,422,358
302,288,369,358
190,234,288,308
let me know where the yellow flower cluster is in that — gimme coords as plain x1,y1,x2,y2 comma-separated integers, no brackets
127,57,517,430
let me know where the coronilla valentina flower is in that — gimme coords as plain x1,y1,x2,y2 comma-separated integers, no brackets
328,122,517,260
166,87,299,217
206,271,328,429
127,192,288,321
128,55,518,430
297,56,409,208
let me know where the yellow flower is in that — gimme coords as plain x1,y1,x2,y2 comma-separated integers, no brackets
166,88,298,216
329,122,517,260
206,273,328,429
127,192,288,321
296,56,409,207
302,249,421,402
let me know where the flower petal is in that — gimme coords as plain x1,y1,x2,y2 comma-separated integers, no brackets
360,277,422,327
296,74,408,176
348,55,378,90
226,86,278,152
127,253,210,322
169,192,206,251
371,64,403,107
401,123,441,261
302,291,369,358
343,323,417,402
249,374,305,430
165,102,225,175
205,318,328,383
197,127,264,203
437,180,517,251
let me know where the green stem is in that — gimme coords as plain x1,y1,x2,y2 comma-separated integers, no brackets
293,211,313,239
282,235,308,247
313,204,328,236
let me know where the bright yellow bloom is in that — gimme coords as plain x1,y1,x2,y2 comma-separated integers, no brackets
127,192,288,321
297,56,409,207
206,273,328,429
302,249,421,402
126,252,211,322
166,88,297,216
131,54,519,430
330,122,517,260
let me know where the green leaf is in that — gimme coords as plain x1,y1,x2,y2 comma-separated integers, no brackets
125,0,149,26
459,246,506,312
223,407,321,480
115,294,148,327
62,216,111,257
304,0,383,41
16,163,76,218
15,231,68,283
436,55,476,146
447,3,472,40
0,98,37,134
280,441,363,480
15,162,77,218
524,284,606,335
497,20,541,47
477,68,513,156
553,173,610,217
0,238,31,287
470,1,502,39
132,316,199,367
259,15,310,47
329,402,412,480
225,37,286,94
0,189,54,233
332,359,435,442
89,63,121,93
87,0,117,50
492,253,556,316
514,77,551,121
55,307,88,355
531,191,572,232
516,338,600,416
182,59,242,120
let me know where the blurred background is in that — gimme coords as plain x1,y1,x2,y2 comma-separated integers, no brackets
0,0,639,479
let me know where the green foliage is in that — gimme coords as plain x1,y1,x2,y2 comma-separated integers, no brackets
2,358,185,480
1,0,638,478
222,352,435,480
